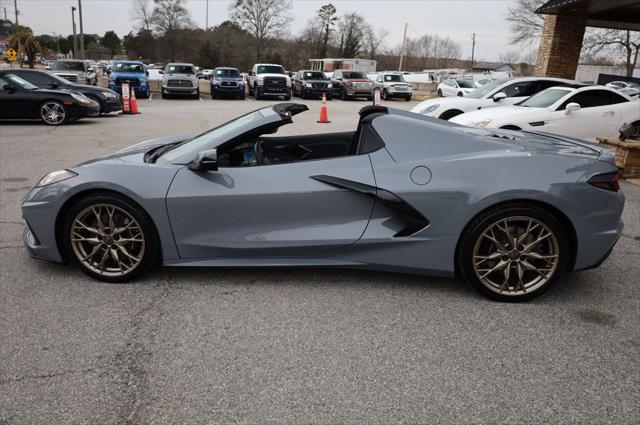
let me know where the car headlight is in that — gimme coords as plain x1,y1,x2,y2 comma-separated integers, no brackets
192,79,198,87
327,83,332,89
473,119,492,128
36,170,78,187
257,77,264,86
305,82,312,88
423,104,440,114
286,78,292,87
101,91,118,98
212,78,219,85
70,92,92,104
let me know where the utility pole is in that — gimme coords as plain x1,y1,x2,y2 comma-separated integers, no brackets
3,7,7,21
205,0,209,29
398,22,408,72
71,6,78,59
13,0,18,25
78,0,85,61
470,33,476,70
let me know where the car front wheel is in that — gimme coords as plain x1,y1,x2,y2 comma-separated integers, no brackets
40,100,69,125
458,203,568,302
63,193,160,283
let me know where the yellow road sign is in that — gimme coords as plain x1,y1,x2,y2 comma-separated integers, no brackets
7,48,17,57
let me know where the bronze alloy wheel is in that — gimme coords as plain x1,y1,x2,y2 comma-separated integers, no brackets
70,203,146,277
472,216,560,296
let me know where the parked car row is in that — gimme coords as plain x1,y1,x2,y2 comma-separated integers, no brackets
411,76,640,141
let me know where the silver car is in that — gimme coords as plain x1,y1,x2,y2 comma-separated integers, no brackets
160,63,199,99
22,104,624,301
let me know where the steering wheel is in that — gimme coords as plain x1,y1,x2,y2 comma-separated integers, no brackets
254,140,271,165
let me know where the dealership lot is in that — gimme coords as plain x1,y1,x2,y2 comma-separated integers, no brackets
1,97,639,423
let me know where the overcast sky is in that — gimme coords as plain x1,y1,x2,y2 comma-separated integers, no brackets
4,0,526,61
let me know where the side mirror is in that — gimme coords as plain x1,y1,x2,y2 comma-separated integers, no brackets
188,149,218,171
146,70,149,76
106,69,111,75
159,70,165,75
493,92,507,102
248,71,253,76
565,102,581,113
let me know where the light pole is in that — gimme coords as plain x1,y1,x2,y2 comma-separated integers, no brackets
78,0,85,61
71,6,78,59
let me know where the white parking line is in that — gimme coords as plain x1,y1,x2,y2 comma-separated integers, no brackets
199,96,203,102
149,93,153,100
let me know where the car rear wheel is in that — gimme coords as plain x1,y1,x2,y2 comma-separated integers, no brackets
63,193,160,283
382,89,389,100
40,101,68,125
437,89,443,97
458,203,568,302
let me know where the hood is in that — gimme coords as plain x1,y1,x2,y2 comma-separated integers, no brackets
450,106,546,126
256,73,288,78
410,96,484,114
213,76,243,82
344,78,372,82
76,134,195,167
111,71,146,79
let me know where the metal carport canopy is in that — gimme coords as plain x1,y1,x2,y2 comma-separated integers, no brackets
536,0,640,31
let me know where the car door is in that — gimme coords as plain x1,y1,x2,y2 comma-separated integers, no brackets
442,80,455,97
166,153,376,259
0,77,38,119
546,90,624,139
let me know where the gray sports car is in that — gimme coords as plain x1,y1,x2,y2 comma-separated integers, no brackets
22,103,624,301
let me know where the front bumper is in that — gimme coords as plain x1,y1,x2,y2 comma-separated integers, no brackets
303,88,333,98
345,89,373,97
257,86,290,96
109,83,149,96
387,89,412,97
163,86,199,95
69,102,100,119
102,96,122,113
212,84,244,94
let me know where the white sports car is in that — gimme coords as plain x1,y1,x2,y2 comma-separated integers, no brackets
412,77,577,121
606,81,640,97
450,85,640,141
436,78,476,97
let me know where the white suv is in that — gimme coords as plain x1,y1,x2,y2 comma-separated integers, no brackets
248,64,291,100
374,73,413,101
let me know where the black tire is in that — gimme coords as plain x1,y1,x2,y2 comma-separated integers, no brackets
161,92,168,99
382,89,388,100
62,192,160,283
438,109,464,121
39,100,69,126
437,89,443,97
457,91,464,97
457,203,569,302
211,91,217,100
254,85,261,100
405,95,412,102
341,88,348,101
239,91,246,100
284,91,291,101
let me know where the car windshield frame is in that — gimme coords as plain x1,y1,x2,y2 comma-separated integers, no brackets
465,79,507,99
157,107,281,164
302,71,327,80
215,68,240,78
517,88,572,108
113,62,145,73
166,65,195,74
257,65,285,74
5,74,38,90
52,61,85,72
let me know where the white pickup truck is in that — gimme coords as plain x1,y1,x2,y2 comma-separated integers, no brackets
248,64,291,100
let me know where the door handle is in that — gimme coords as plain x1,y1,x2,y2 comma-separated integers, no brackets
602,111,615,116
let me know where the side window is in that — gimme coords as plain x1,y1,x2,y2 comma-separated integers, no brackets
334,71,341,79
558,90,616,110
22,72,54,86
608,91,628,104
502,81,537,97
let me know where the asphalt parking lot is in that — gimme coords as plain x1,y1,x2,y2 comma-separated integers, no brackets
1,96,639,424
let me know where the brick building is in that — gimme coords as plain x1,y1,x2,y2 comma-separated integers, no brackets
534,0,640,79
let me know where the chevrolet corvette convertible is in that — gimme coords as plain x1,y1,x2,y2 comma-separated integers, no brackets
22,104,624,301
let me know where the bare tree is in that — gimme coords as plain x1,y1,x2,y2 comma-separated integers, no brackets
363,24,388,60
131,0,152,32
338,12,366,58
230,0,292,61
505,0,546,47
317,4,339,58
150,0,193,61
498,50,521,64
584,29,640,77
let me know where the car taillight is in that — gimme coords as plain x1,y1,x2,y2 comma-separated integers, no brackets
588,172,620,192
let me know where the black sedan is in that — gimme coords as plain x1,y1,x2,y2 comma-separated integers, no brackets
7,69,121,114
0,72,100,125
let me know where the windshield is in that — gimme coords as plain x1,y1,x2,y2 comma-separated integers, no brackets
302,71,327,80
465,80,505,99
113,62,145,73
215,68,240,78
384,74,404,82
456,79,475,88
342,72,367,79
628,82,640,89
52,61,85,72
257,65,285,74
518,88,571,108
159,110,267,163
166,64,195,74
5,74,38,90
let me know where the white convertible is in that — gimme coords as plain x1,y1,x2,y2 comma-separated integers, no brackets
412,77,576,121
450,85,640,141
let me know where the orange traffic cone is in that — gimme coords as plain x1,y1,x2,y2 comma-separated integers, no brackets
317,92,330,123
129,88,140,114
